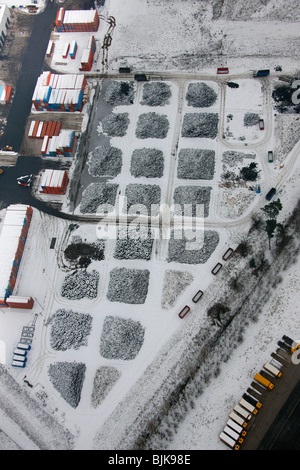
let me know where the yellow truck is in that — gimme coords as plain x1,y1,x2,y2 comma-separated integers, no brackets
254,373,274,390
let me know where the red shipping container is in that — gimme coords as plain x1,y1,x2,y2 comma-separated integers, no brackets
41,122,47,138
53,122,62,136
32,120,39,137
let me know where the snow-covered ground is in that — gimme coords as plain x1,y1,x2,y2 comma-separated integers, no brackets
0,0,299,451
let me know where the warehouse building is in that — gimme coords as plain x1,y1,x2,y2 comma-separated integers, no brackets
0,205,34,309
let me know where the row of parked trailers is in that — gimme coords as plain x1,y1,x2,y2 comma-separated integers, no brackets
220,335,300,450
178,248,234,319
11,342,31,368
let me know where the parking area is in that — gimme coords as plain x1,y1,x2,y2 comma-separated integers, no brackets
241,350,300,450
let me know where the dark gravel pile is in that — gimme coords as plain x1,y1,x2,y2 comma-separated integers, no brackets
88,146,122,177
243,112,260,127
167,229,219,264
130,148,164,178
136,112,169,139
101,112,130,137
181,113,219,138
91,366,121,408
100,316,145,360
141,82,172,106
173,185,212,217
48,362,86,408
107,267,150,304
61,269,99,300
103,80,135,106
80,183,119,214
177,149,215,180
114,231,154,260
125,183,161,215
185,82,218,108
49,309,92,351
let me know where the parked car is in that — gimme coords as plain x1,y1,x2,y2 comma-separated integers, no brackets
17,174,32,187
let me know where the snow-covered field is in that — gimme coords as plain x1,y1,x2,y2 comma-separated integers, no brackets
0,0,300,451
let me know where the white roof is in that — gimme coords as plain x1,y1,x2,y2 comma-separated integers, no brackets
0,205,31,299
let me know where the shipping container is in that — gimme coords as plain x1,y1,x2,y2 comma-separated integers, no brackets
178,305,190,319
192,290,203,303
211,263,222,275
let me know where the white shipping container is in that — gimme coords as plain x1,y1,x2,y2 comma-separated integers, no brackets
28,120,36,137
233,404,252,420
223,425,240,442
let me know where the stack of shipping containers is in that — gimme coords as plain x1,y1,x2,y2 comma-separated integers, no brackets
0,205,34,309
40,169,69,195
42,129,75,157
28,120,62,139
32,71,87,112
55,8,99,32
0,85,12,104
80,35,96,71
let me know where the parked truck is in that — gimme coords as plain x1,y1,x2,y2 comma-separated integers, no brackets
13,348,27,357
239,397,258,415
254,373,274,390
233,404,252,420
266,187,276,201
243,392,262,409
226,419,247,437
219,431,240,450
282,335,300,353
228,411,248,428
263,362,282,378
17,343,31,351
134,74,150,81
253,69,270,77
223,425,244,444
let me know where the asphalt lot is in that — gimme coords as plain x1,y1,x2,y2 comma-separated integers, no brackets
241,351,300,450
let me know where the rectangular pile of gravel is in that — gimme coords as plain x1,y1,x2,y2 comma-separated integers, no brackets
100,316,145,360
125,183,161,215
141,82,172,106
107,267,150,304
87,146,123,178
177,148,215,180
167,229,219,264
181,112,219,138
185,82,218,108
135,112,169,139
130,148,164,178
173,185,212,217
79,183,119,214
